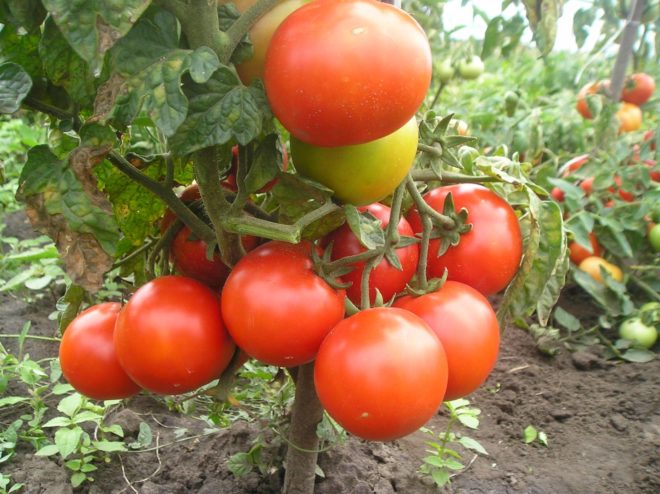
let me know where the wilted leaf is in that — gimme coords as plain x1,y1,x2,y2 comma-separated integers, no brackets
0,62,32,113
41,0,151,75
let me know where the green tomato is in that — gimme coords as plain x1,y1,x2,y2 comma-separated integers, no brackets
290,117,418,206
619,317,658,349
649,223,660,252
436,59,454,83
457,56,484,80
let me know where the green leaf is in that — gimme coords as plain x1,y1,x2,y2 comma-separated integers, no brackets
482,16,504,59
431,468,450,487
39,17,98,107
572,8,596,49
43,416,72,428
92,440,127,453
457,436,488,455
170,69,265,154
620,348,655,363
35,444,59,457
3,0,46,32
57,393,83,417
55,427,82,459
70,472,87,488
52,383,75,395
0,62,32,113
227,452,254,477
72,411,102,425
538,431,549,446
243,135,282,194
102,424,124,438
457,414,479,430
523,425,538,444
109,11,220,137
344,206,385,251
0,397,29,408
41,0,151,75
553,306,581,332
0,25,44,80
572,268,633,316
135,422,152,448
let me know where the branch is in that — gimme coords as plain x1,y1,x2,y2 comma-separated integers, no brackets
222,0,281,64
606,0,645,101
411,168,499,184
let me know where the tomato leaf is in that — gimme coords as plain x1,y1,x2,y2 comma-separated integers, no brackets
2,0,46,32
170,70,268,154
243,134,281,194
571,268,633,316
523,424,538,444
620,348,655,363
344,206,385,251
0,62,32,113
41,0,151,75
218,3,253,65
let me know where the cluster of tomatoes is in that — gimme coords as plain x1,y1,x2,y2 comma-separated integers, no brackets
59,0,524,442
576,72,655,132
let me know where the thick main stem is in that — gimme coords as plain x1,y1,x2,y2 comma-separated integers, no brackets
282,363,324,494
606,0,645,101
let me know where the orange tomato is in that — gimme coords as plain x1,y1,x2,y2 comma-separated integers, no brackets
616,102,642,133
576,80,607,119
579,256,623,284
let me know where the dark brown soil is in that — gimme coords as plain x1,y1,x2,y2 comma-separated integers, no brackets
1,210,659,494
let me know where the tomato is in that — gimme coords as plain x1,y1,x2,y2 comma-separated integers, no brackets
457,56,484,80
314,307,447,441
619,317,657,349
612,175,634,202
551,186,565,202
576,80,607,119
449,119,469,136
221,241,345,367
325,203,419,305
59,303,140,400
643,159,660,182
171,226,258,289
436,59,454,83
568,232,602,264
649,223,660,252
580,176,594,195
114,276,235,395
264,0,431,146
394,281,499,401
578,256,623,284
621,73,655,106
616,102,642,133
644,129,656,151
560,154,590,177
222,144,289,193
406,184,523,296
291,117,418,206
219,0,311,85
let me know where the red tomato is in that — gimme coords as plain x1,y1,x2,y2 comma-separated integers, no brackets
59,303,140,400
406,184,522,296
114,276,235,395
568,232,602,265
644,159,660,182
264,0,431,146
613,175,634,202
394,281,499,401
580,176,595,195
621,73,655,106
560,154,590,177
576,81,607,119
325,203,418,305
550,186,565,202
222,145,289,193
221,241,345,367
314,307,447,441
644,130,656,151
171,226,258,289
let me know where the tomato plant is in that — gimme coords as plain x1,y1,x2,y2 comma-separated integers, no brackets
114,276,235,395
221,241,345,367
59,303,140,400
325,203,418,305
290,117,418,205
314,307,447,441
406,184,523,296
394,281,499,401
620,73,655,106
264,0,431,146
619,317,657,349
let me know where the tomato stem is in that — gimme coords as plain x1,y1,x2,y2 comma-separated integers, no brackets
282,362,324,494
405,174,455,229
410,168,499,184
222,0,282,65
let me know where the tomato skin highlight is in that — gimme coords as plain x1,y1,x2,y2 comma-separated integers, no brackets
325,203,419,305
264,0,431,146
394,281,499,401
114,276,235,395
59,303,140,400
291,117,418,205
406,184,523,296
314,307,448,441
221,241,346,367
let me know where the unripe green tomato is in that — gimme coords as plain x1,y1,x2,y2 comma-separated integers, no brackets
504,91,519,117
619,317,657,349
649,223,660,252
457,56,484,80
436,59,454,83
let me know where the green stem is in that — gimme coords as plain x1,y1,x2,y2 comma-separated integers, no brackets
410,168,499,184
629,275,660,302
360,256,381,310
177,0,229,56
405,174,455,229
418,143,443,158
222,0,281,64
429,81,445,110
108,151,215,243
0,334,61,342
416,214,433,291
325,248,384,271
113,238,155,269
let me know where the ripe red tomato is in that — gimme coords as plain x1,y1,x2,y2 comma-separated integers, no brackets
221,241,345,367
59,303,140,400
613,175,634,202
560,154,590,177
314,307,447,441
550,186,565,202
264,0,431,146
616,102,642,133
644,159,660,182
568,232,602,264
621,73,655,106
325,203,418,305
394,281,499,401
114,276,235,395
406,184,522,296
580,176,594,196
291,117,418,206
576,80,607,119
171,226,258,289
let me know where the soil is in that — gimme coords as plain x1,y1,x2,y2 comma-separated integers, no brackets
1,210,659,494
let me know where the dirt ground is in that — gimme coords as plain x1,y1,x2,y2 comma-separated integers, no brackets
1,210,659,494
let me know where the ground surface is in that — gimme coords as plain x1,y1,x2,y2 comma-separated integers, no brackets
1,211,658,494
